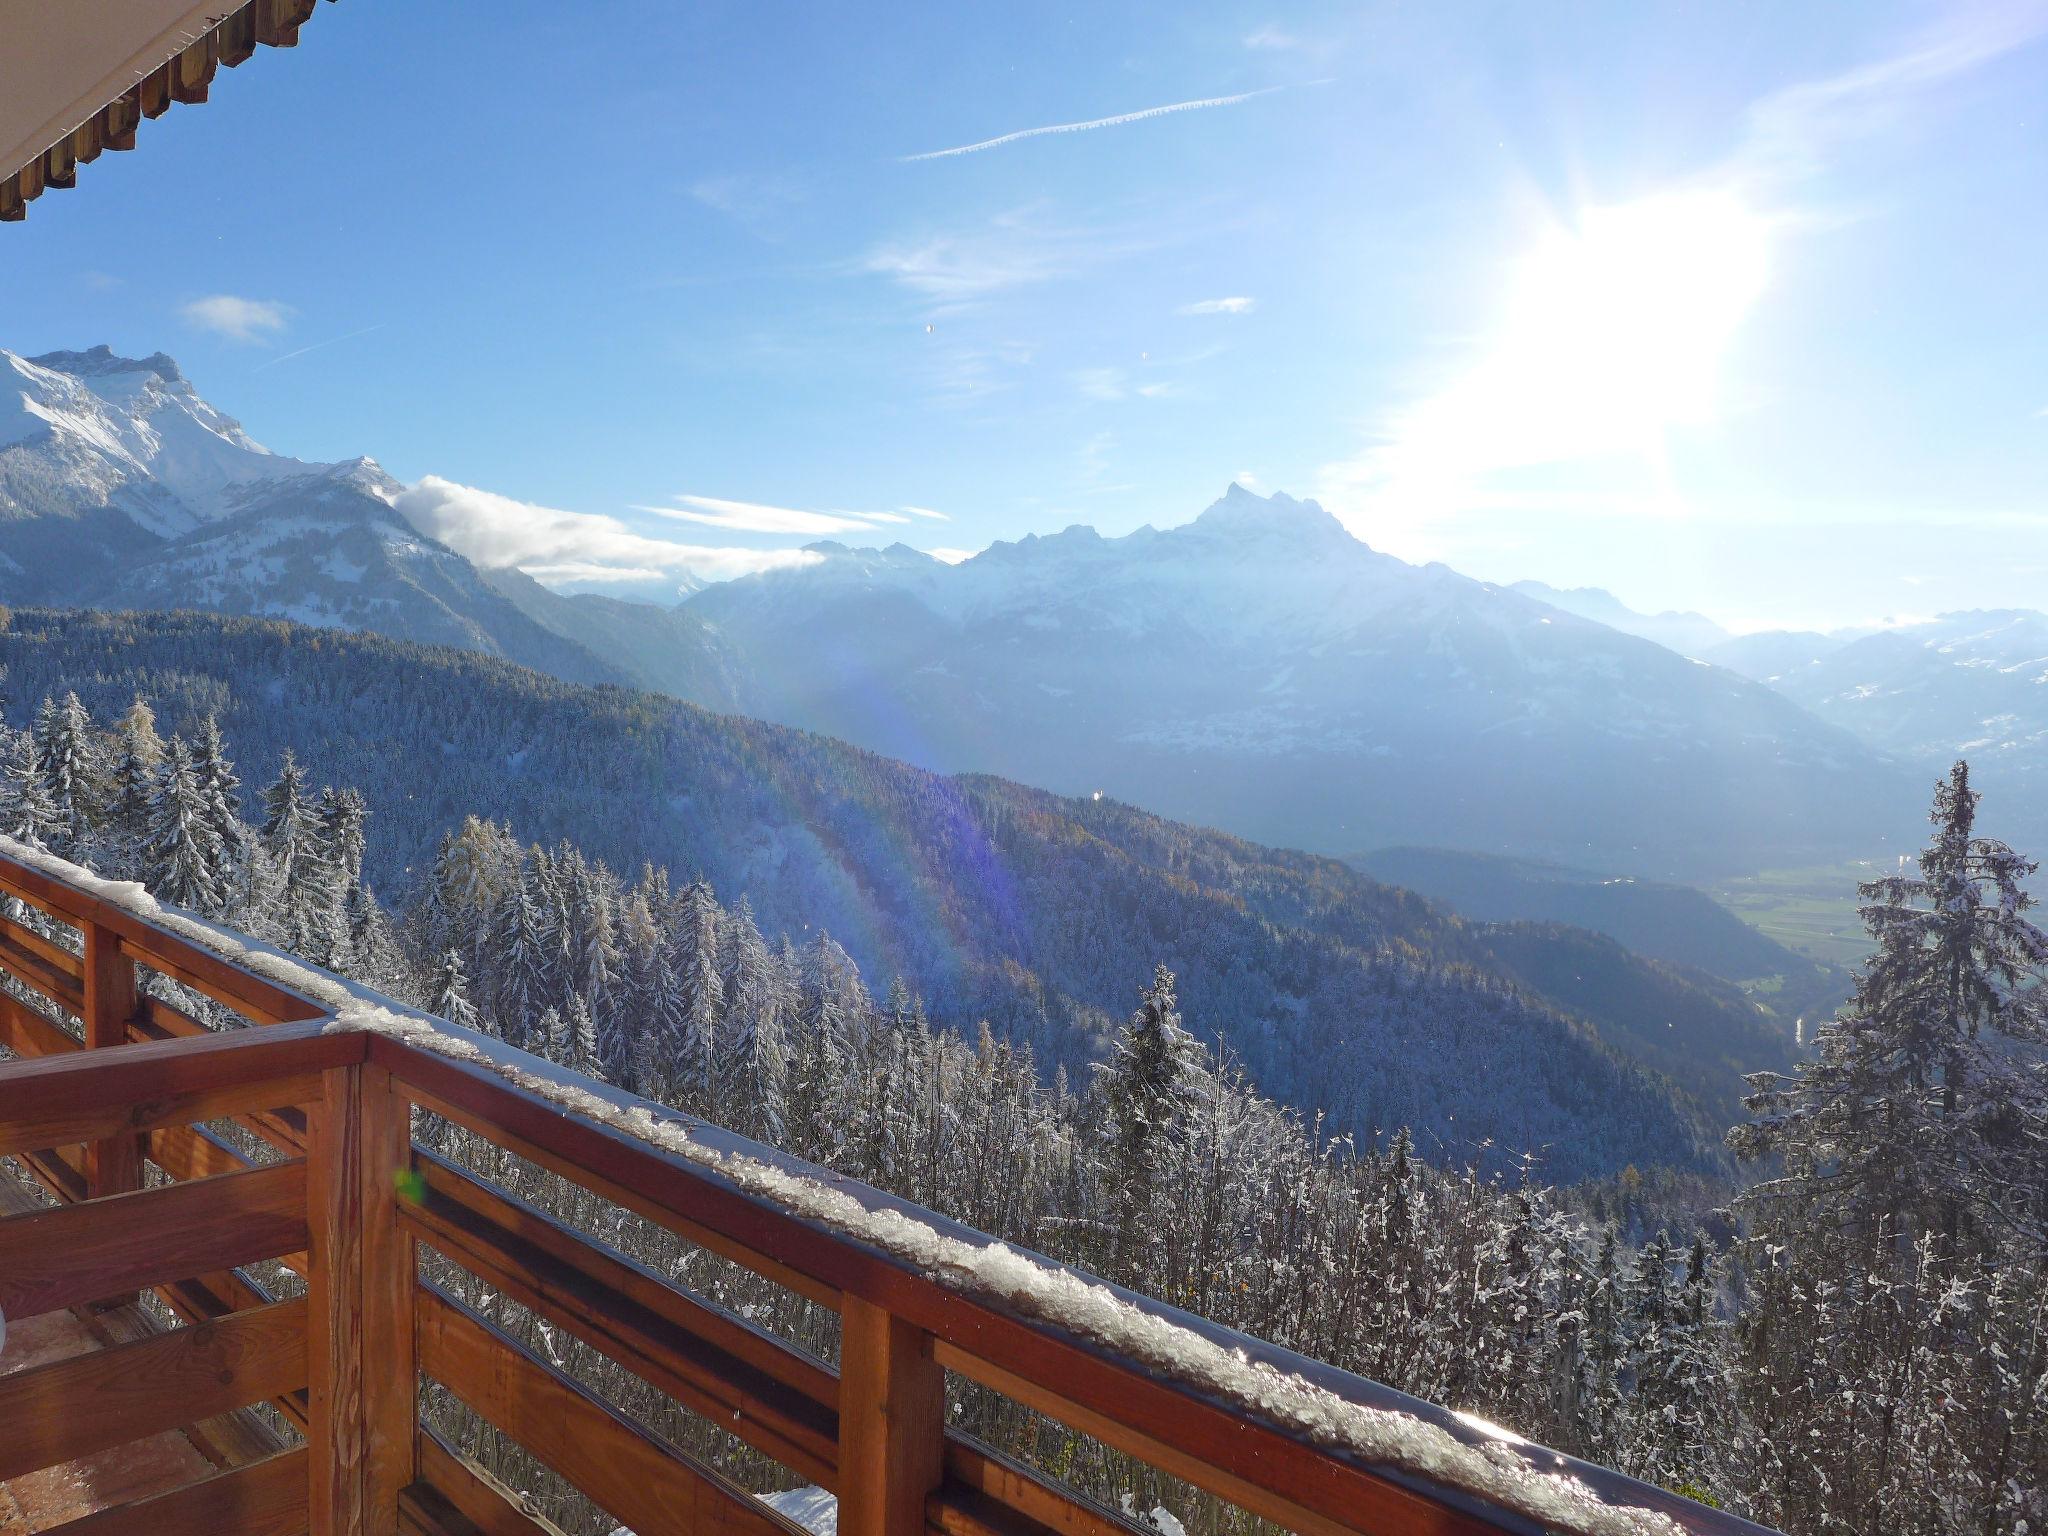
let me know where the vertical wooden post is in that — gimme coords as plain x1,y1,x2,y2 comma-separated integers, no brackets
82,921,140,1201
838,1298,946,1536
360,1065,418,1533
308,1064,367,1536
309,1060,418,1536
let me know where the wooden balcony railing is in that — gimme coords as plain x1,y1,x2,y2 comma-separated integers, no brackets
0,843,1776,1536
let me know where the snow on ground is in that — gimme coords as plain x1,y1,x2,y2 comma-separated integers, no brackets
0,835,1682,1536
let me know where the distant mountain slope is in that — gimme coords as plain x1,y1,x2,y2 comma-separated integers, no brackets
0,345,639,686
1355,845,1850,1028
0,606,1782,1179
671,486,1917,877
1510,579,1732,659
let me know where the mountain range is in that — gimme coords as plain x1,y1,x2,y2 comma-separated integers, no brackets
2,344,2005,878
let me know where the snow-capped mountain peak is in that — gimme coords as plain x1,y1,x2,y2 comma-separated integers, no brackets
2,344,334,535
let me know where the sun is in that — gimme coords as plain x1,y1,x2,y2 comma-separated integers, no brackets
1357,188,1773,522
1510,189,1771,436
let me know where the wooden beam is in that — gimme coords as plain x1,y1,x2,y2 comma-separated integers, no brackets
83,921,143,1202
309,1064,369,1536
0,1158,306,1320
139,63,174,119
404,1148,839,1485
43,139,76,190
101,91,143,152
363,1065,420,1534
38,1447,309,1536
411,1429,569,1536
258,0,320,47
418,1286,799,1536
840,1299,947,1536
0,1017,360,1158
221,4,260,67
171,34,220,104
0,1297,307,1483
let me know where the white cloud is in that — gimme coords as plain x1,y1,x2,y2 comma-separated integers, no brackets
397,477,822,585
1074,367,1129,402
654,495,885,536
901,83,1306,162
861,510,913,524
1243,25,1301,50
928,547,979,565
899,505,950,521
863,208,1109,309
1178,296,1256,316
180,295,292,343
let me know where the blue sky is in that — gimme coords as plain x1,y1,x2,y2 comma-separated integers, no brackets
7,0,2047,630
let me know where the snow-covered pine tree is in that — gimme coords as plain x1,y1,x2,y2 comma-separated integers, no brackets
430,949,482,1032
567,993,603,1080
1733,760,2048,1261
32,692,100,857
144,736,226,914
1096,964,1204,1275
715,898,788,1143
105,696,165,876
1,727,62,850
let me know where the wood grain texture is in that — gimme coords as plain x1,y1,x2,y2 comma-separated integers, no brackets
362,1065,420,1534
37,1446,309,1536
411,1429,570,1536
0,1297,308,1483
310,1064,369,1536
0,1017,358,1157
417,1286,801,1536
0,1158,306,1319
82,922,143,1203
405,1148,840,1486
840,1299,946,1536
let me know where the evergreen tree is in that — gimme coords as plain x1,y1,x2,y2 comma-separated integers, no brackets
431,949,482,1032
1,728,61,850
32,692,99,856
106,696,165,873
144,737,226,913
1733,761,2048,1259
1097,964,1204,1273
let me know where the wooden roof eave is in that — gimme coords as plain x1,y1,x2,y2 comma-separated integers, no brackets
0,0,331,224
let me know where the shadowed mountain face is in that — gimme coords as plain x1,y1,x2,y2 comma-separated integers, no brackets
1,607,1793,1182
671,487,1918,877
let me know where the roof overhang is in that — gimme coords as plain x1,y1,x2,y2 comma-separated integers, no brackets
0,0,331,222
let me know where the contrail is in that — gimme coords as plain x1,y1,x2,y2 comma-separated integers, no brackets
254,322,387,371
901,81,1319,162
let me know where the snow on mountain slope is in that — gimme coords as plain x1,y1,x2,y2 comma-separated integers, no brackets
677,486,1919,876
0,346,627,684
1737,611,2048,796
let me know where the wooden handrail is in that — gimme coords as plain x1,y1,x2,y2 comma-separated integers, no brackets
0,845,1780,1536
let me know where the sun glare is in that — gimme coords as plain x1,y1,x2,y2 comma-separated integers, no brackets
1512,190,1770,434
1357,189,1771,522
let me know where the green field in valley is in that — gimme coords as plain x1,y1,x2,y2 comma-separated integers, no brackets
1708,861,1897,969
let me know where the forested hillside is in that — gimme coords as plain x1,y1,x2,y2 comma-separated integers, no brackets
2,663,2041,1535
0,605,1777,1179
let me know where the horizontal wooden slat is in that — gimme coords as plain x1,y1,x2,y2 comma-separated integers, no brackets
388,1045,839,1310
0,1296,308,1482
0,1159,306,1319
407,1148,840,1486
39,1446,308,1536
939,1443,1142,1536
0,991,79,1058
418,1286,801,1536
148,1121,255,1182
0,859,326,1023
0,1019,359,1157
410,1428,569,1536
